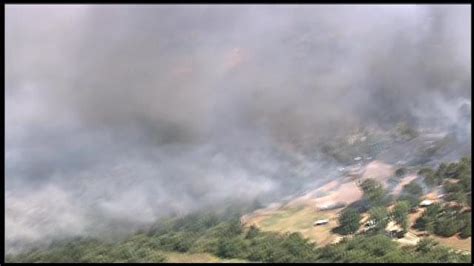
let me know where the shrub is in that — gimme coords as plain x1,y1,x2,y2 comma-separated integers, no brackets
395,168,407,177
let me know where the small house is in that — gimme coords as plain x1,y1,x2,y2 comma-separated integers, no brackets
419,200,433,207
313,219,329,226
359,220,377,233
365,220,376,228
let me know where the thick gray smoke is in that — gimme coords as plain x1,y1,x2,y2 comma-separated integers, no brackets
5,5,470,254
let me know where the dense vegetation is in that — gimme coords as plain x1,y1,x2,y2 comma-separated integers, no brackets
318,234,469,263
335,178,393,236
7,199,471,263
414,203,471,238
418,156,471,195
414,157,471,239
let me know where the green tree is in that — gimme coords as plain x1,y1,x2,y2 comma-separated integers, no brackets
415,238,439,253
398,181,423,208
369,206,389,233
360,179,387,207
391,201,410,231
245,225,260,239
414,203,441,232
336,207,361,235
460,224,471,239
434,216,463,237
418,167,436,186
445,191,466,204
281,232,318,262
443,182,463,194
216,237,246,258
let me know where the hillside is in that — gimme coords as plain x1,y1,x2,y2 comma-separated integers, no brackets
6,206,470,263
6,157,471,263
242,158,472,253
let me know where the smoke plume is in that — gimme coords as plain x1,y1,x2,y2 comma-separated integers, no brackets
5,4,470,254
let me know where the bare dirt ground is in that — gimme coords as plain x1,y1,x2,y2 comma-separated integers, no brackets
162,251,248,263
423,191,441,201
391,174,418,196
431,235,471,252
396,231,420,246
360,161,394,187
287,181,363,210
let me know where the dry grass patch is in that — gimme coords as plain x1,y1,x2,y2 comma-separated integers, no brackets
162,251,248,263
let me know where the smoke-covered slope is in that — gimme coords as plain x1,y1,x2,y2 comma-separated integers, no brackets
5,5,471,254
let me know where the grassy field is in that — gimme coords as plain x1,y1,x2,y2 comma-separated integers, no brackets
161,251,248,263
245,204,342,246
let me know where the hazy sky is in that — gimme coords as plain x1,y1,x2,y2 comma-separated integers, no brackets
5,4,471,253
